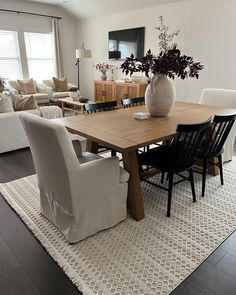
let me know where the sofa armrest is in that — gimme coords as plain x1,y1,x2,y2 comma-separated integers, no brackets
37,83,53,96
8,86,18,95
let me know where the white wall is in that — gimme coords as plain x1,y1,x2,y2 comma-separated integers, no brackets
0,0,78,84
77,0,236,102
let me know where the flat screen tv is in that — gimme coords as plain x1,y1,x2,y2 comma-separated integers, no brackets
108,27,145,60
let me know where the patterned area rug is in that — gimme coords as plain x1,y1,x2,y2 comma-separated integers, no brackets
1,160,236,295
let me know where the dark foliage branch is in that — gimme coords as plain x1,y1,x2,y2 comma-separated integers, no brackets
120,46,204,80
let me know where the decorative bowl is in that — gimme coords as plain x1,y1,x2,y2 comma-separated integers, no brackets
79,98,89,103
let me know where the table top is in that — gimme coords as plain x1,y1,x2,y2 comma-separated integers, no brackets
58,98,92,106
52,101,236,153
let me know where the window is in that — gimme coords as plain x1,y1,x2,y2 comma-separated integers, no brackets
24,32,55,82
0,30,56,82
0,30,23,81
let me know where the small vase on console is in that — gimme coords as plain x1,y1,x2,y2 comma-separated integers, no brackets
93,63,113,82
101,72,107,81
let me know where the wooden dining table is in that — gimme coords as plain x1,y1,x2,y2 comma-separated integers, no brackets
53,101,236,221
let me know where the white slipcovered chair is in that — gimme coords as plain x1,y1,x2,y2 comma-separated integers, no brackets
19,113,129,243
8,80,50,105
42,79,78,102
199,88,236,162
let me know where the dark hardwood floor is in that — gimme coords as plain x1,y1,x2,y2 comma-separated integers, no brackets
0,147,235,295
0,149,81,295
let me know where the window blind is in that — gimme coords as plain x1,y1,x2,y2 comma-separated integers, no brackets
24,32,55,82
0,30,23,81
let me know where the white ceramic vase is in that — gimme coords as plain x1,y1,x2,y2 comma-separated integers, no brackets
101,72,107,81
145,74,176,117
70,91,78,101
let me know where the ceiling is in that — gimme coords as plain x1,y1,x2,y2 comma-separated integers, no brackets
24,0,187,20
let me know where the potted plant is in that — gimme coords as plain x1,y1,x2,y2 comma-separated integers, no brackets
69,87,79,101
0,77,6,93
93,63,114,81
120,17,204,116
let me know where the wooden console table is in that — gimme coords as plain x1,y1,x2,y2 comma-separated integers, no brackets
94,80,147,106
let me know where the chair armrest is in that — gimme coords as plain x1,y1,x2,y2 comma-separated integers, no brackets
72,139,82,158
80,156,123,186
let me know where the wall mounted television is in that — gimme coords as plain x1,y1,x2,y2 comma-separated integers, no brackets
108,27,145,60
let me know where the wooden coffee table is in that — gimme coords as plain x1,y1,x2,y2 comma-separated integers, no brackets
58,98,93,117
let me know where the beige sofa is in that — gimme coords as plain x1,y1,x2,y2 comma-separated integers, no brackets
8,80,50,105
0,106,62,153
42,79,78,102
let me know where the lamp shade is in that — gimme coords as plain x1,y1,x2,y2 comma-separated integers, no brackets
75,48,92,59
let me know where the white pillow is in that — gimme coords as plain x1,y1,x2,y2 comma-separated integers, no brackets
0,94,14,113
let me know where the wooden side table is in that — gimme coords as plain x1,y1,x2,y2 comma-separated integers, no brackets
58,98,93,117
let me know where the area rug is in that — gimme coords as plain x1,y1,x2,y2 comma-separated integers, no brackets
1,160,236,295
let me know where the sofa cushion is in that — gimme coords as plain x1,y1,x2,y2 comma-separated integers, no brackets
53,77,68,92
17,79,37,95
11,94,38,111
0,94,14,113
22,93,49,99
52,91,70,98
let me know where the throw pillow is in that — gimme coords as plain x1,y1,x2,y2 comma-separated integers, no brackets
53,77,68,92
0,94,14,113
17,79,37,95
11,94,38,111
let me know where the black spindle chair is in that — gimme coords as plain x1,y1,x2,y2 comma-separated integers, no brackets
84,101,118,156
195,113,236,197
121,97,145,108
84,100,117,114
121,96,159,155
138,118,212,217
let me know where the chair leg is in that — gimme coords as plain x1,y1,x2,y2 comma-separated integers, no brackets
218,155,224,185
111,149,116,156
136,150,142,173
202,158,207,197
161,171,165,184
167,173,174,217
166,173,169,181
189,168,196,202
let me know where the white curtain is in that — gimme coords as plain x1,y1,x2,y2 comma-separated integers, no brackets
52,19,64,78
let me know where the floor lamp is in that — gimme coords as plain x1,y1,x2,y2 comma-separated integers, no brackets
75,43,92,90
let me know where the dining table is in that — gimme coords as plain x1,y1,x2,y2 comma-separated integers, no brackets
53,101,236,221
